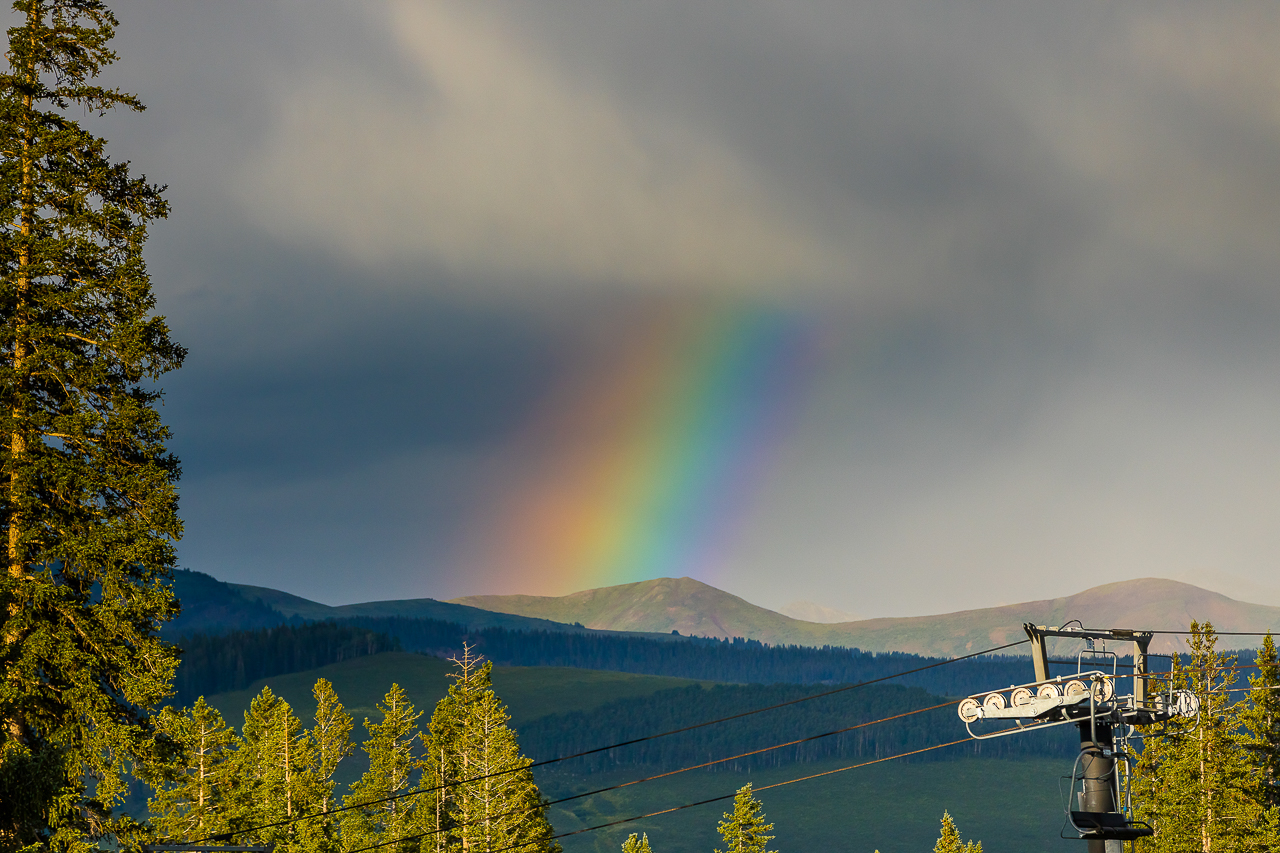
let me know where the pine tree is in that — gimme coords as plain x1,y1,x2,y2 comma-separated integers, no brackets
149,698,237,842
428,645,558,853
714,783,774,853
423,678,461,853
301,678,354,853
932,811,981,853
264,698,316,852
1134,621,1262,852
341,683,425,853
222,686,316,847
620,832,652,853
222,687,282,838
1242,633,1280,810
0,0,182,849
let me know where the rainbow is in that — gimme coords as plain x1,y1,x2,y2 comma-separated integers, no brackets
460,301,821,595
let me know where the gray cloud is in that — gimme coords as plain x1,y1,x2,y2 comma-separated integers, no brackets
79,0,1280,612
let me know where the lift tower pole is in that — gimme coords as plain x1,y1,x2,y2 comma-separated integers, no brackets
1079,721,1116,853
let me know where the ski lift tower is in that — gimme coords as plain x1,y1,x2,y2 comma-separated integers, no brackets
956,623,1197,853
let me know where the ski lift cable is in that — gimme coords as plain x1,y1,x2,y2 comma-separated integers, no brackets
189,638,1029,843
342,699,965,853
1041,627,1279,636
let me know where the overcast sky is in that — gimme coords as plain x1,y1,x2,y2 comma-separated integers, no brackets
84,0,1280,616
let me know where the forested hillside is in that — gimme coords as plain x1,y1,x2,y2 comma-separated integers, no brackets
173,622,401,704
166,569,292,636
520,681,1072,774
339,615,1037,696
168,568,686,638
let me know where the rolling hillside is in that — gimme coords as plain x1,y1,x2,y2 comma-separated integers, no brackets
168,569,649,638
455,576,1280,655
177,568,1280,657
202,652,711,735
454,577,799,642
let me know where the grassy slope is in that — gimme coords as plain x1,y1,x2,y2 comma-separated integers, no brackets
203,652,711,732
452,578,807,642
455,577,1280,655
543,758,1075,853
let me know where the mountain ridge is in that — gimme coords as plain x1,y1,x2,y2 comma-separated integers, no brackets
167,570,686,641
171,569,1280,657
453,576,1280,655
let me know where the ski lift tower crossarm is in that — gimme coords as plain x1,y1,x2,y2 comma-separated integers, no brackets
1024,624,1157,712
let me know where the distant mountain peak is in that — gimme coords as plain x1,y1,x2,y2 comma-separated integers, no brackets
778,600,862,623
451,577,791,639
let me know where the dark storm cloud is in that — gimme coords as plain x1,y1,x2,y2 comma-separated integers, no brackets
77,0,1280,609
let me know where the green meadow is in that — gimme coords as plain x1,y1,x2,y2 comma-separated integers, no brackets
200,652,1082,852
543,759,1076,853
203,651,714,732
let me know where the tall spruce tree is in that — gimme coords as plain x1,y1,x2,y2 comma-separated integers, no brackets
149,699,238,842
224,687,284,839
428,645,557,853
303,678,354,853
423,678,461,853
263,699,316,852
341,684,425,853
1134,622,1265,852
0,1,182,849
1242,634,1280,810
714,784,774,853
224,686,318,848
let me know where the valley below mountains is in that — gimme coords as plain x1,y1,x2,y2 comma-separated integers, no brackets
163,570,1280,852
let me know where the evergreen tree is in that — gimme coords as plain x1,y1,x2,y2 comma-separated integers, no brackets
263,698,316,852
423,678,461,853
714,783,774,853
302,678,354,853
932,811,981,853
0,0,182,849
620,832,652,853
341,684,425,853
1241,633,1280,810
429,645,558,853
223,686,316,847
149,698,237,842
1134,622,1264,852
222,687,283,838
